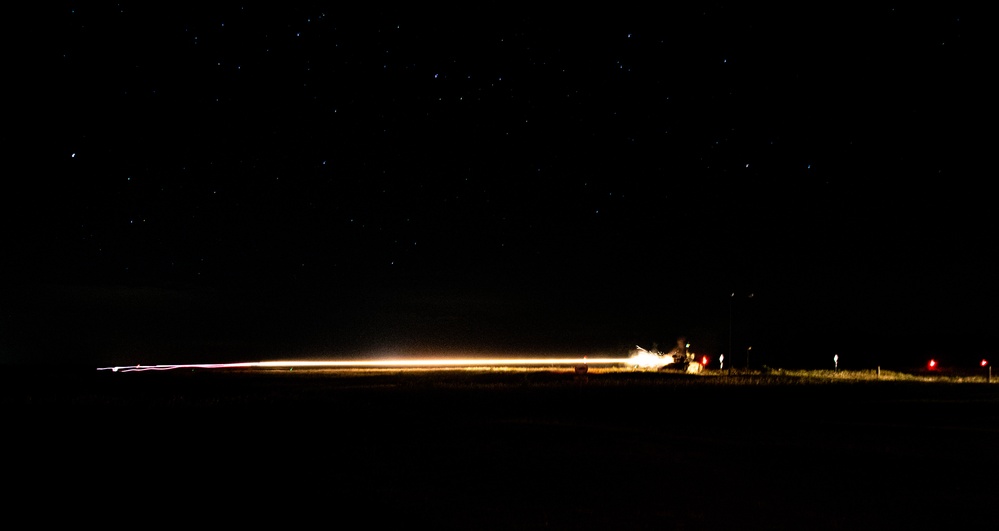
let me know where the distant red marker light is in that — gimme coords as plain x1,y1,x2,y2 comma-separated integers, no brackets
701,356,709,367
928,359,937,370
981,359,989,367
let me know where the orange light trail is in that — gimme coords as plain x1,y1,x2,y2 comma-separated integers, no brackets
96,357,643,373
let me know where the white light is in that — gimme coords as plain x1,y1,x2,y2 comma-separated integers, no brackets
98,357,637,373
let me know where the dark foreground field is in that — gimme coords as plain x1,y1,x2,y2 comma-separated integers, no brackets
4,367,996,530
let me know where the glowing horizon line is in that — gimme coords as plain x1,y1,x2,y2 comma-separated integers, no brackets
97,357,647,373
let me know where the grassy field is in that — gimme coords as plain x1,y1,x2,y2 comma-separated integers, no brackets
4,366,996,529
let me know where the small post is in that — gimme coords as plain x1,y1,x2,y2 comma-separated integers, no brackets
833,354,838,372
719,354,725,370
876,366,880,379
989,366,992,384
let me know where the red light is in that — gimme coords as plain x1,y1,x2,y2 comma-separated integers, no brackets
701,356,709,367
982,359,989,367
928,359,937,369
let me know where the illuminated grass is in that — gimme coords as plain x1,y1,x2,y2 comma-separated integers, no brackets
210,365,994,388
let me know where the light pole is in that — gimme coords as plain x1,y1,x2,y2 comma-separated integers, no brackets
728,293,734,373
729,292,755,371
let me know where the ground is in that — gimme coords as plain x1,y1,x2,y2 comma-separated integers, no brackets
3,367,996,529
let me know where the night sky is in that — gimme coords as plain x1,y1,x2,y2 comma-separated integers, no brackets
4,4,993,369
